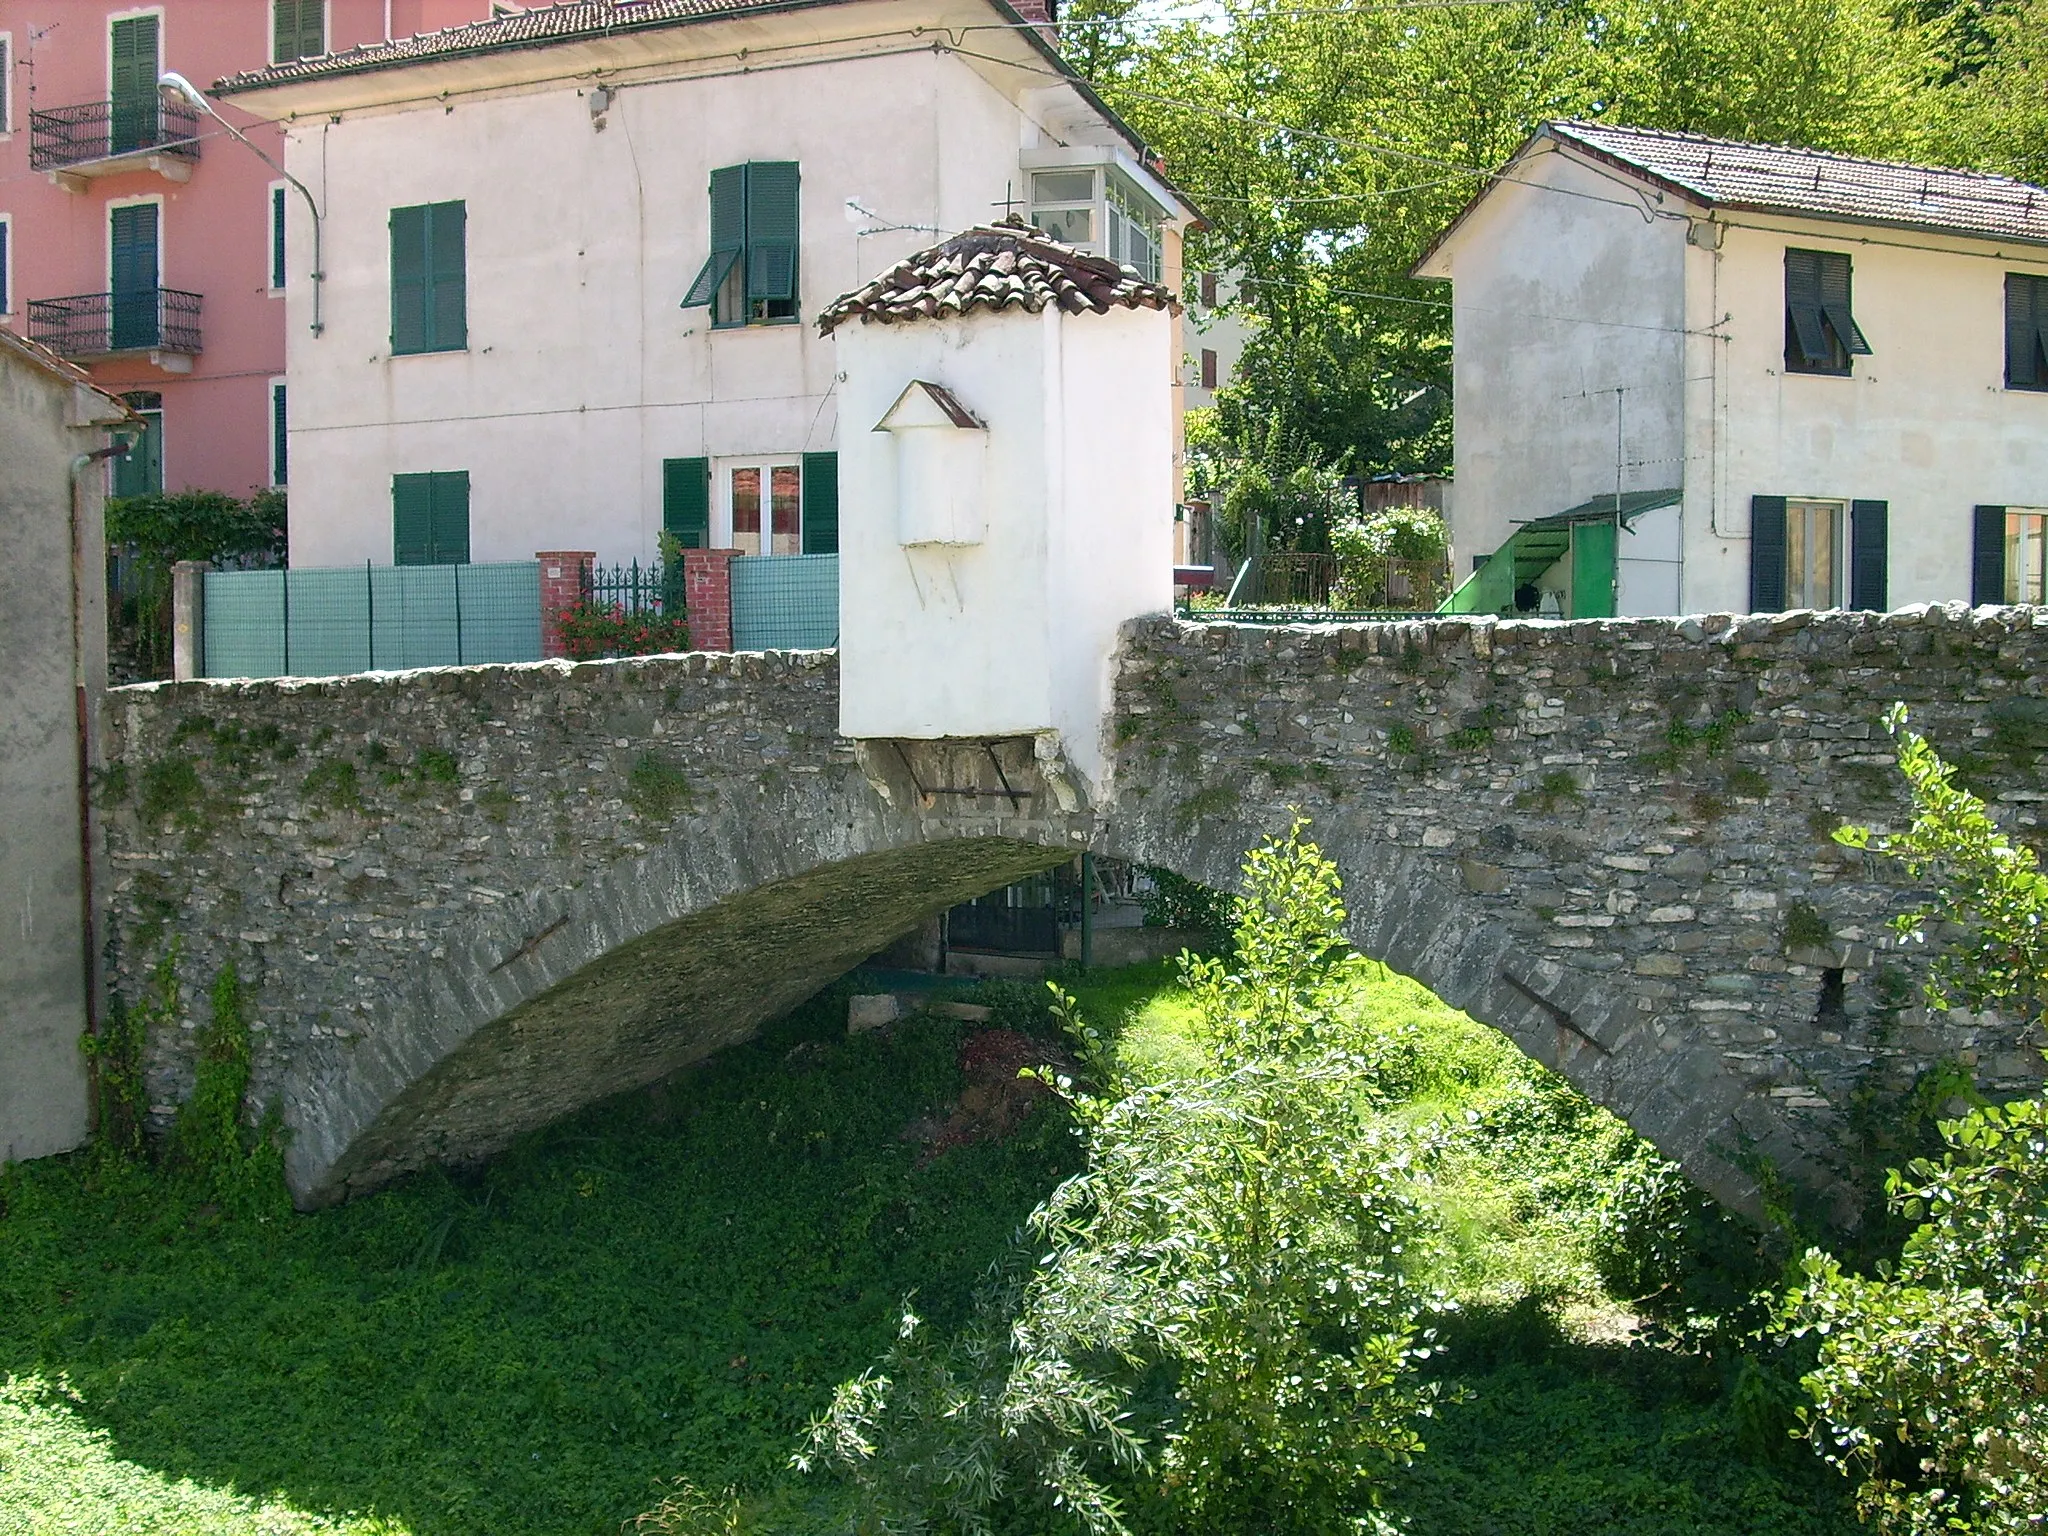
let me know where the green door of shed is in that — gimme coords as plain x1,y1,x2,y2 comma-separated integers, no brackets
1569,519,1617,618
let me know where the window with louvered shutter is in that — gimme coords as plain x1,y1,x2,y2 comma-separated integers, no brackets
273,0,325,63
663,457,710,548
2005,274,2048,390
108,17,159,154
1750,496,1788,611
1849,500,1887,612
682,163,799,326
390,201,465,354
1785,249,1866,376
271,382,287,486
0,37,12,137
1974,505,2007,604
801,452,838,554
0,219,10,317
393,472,470,565
271,185,287,290
745,162,800,313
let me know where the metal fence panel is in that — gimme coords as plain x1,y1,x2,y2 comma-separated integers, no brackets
201,561,541,679
202,570,287,679
731,553,838,650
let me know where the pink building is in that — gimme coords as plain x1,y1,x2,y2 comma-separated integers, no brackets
0,2,487,501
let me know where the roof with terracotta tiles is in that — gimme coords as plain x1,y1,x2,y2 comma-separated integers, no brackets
1552,121,2048,246
818,219,1178,334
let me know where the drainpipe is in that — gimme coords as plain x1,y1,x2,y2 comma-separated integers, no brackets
70,438,134,1095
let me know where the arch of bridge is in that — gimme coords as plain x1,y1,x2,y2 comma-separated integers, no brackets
93,608,2048,1219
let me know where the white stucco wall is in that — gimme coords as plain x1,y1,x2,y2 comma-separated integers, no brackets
836,303,1173,791
1685,218,2048,612
1424,145,1688,576
279,46,1062,567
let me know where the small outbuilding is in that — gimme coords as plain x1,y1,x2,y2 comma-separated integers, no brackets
0,328,136,1165
821,219,1179,795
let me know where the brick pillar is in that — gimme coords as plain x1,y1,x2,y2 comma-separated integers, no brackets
536,550,594,660
683,548,737,652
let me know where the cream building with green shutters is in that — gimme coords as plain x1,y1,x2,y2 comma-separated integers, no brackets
213,0,1197,572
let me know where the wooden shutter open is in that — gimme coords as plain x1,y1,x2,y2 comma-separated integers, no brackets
428,201,467,351
1816,252,1870,356
393,473,434,565
663,457,711,548
1750,496,1788,612
390,205,429,353
1785,250,1830,369
681,166,746,309
801,452,839,554
745,161,800,304
429,471,471,564
1849,500,1887,611
1973,505,2007,604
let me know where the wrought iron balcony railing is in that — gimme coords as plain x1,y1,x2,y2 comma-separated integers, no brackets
29,98,202,172
27,289,203,359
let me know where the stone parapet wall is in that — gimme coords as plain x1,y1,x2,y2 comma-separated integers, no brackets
1106,606,2048,1218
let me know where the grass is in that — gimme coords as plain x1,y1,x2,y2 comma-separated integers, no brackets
0,961,1858,1535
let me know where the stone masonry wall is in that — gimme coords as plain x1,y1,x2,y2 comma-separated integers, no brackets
1106,607,2048,1221
92,605,2048,1219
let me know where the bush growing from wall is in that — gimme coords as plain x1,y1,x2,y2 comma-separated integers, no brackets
1780,706,2048,1533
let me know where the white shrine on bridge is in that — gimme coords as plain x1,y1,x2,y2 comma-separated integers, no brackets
821,220,1179,794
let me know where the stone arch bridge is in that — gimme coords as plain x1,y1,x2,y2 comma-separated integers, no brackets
96,609,2048,1220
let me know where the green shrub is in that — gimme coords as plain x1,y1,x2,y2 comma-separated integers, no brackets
1136,866,1233,934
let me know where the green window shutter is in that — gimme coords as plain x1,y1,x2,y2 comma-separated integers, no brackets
390,204,429,354
272,383,288,486
1784,250,1829,369
1816,251,1870,356
1849,500,1887,611
745,161,800,304
1750,496,1788,612
663,457,710,548
277,0,326,61
0,221,10,318
272,185,288,289
430,471,471,565
394,474,434,565
681,166,746,308
1973,505,2007,604
274,1,296,64
2007,274,2046,389
109,16,159,130
427,201,467,351
801,451,838,554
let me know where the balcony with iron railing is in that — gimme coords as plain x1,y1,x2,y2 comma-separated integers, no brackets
29,99,201,188
26,289,203,371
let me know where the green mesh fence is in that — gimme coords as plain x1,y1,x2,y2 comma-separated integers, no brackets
202,562,542,679
731,553,838,650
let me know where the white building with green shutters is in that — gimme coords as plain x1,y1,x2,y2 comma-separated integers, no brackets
212,0,1198,572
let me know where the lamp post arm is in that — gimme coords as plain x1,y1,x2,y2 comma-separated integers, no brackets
164,77,325,336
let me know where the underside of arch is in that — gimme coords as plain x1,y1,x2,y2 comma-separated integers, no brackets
299,836,1073,1207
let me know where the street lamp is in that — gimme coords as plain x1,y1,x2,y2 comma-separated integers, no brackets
157,71,325,337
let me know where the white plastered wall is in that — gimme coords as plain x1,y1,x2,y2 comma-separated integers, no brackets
281,47,1034,567
1685,216,2048,612
1424,145,1687,576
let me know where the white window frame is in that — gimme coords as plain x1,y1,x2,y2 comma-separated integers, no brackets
106,7,168,101
0,33,15,138
714,456,803,555
1028,168,1099,250
270,0,329,64
0,214,13,318
1785,497,1846,610
268,377,287,487
2005,508,2048,604
268,180,287,294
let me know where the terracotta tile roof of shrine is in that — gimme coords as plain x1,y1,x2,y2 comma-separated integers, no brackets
818,219,1179,334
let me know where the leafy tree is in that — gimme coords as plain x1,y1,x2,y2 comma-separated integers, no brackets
1330,504,1450,609
1778,706,2048,1532
799,823,1438,1534
106,488,287,679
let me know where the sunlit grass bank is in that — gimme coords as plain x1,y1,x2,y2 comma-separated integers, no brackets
1,960,1856,1534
